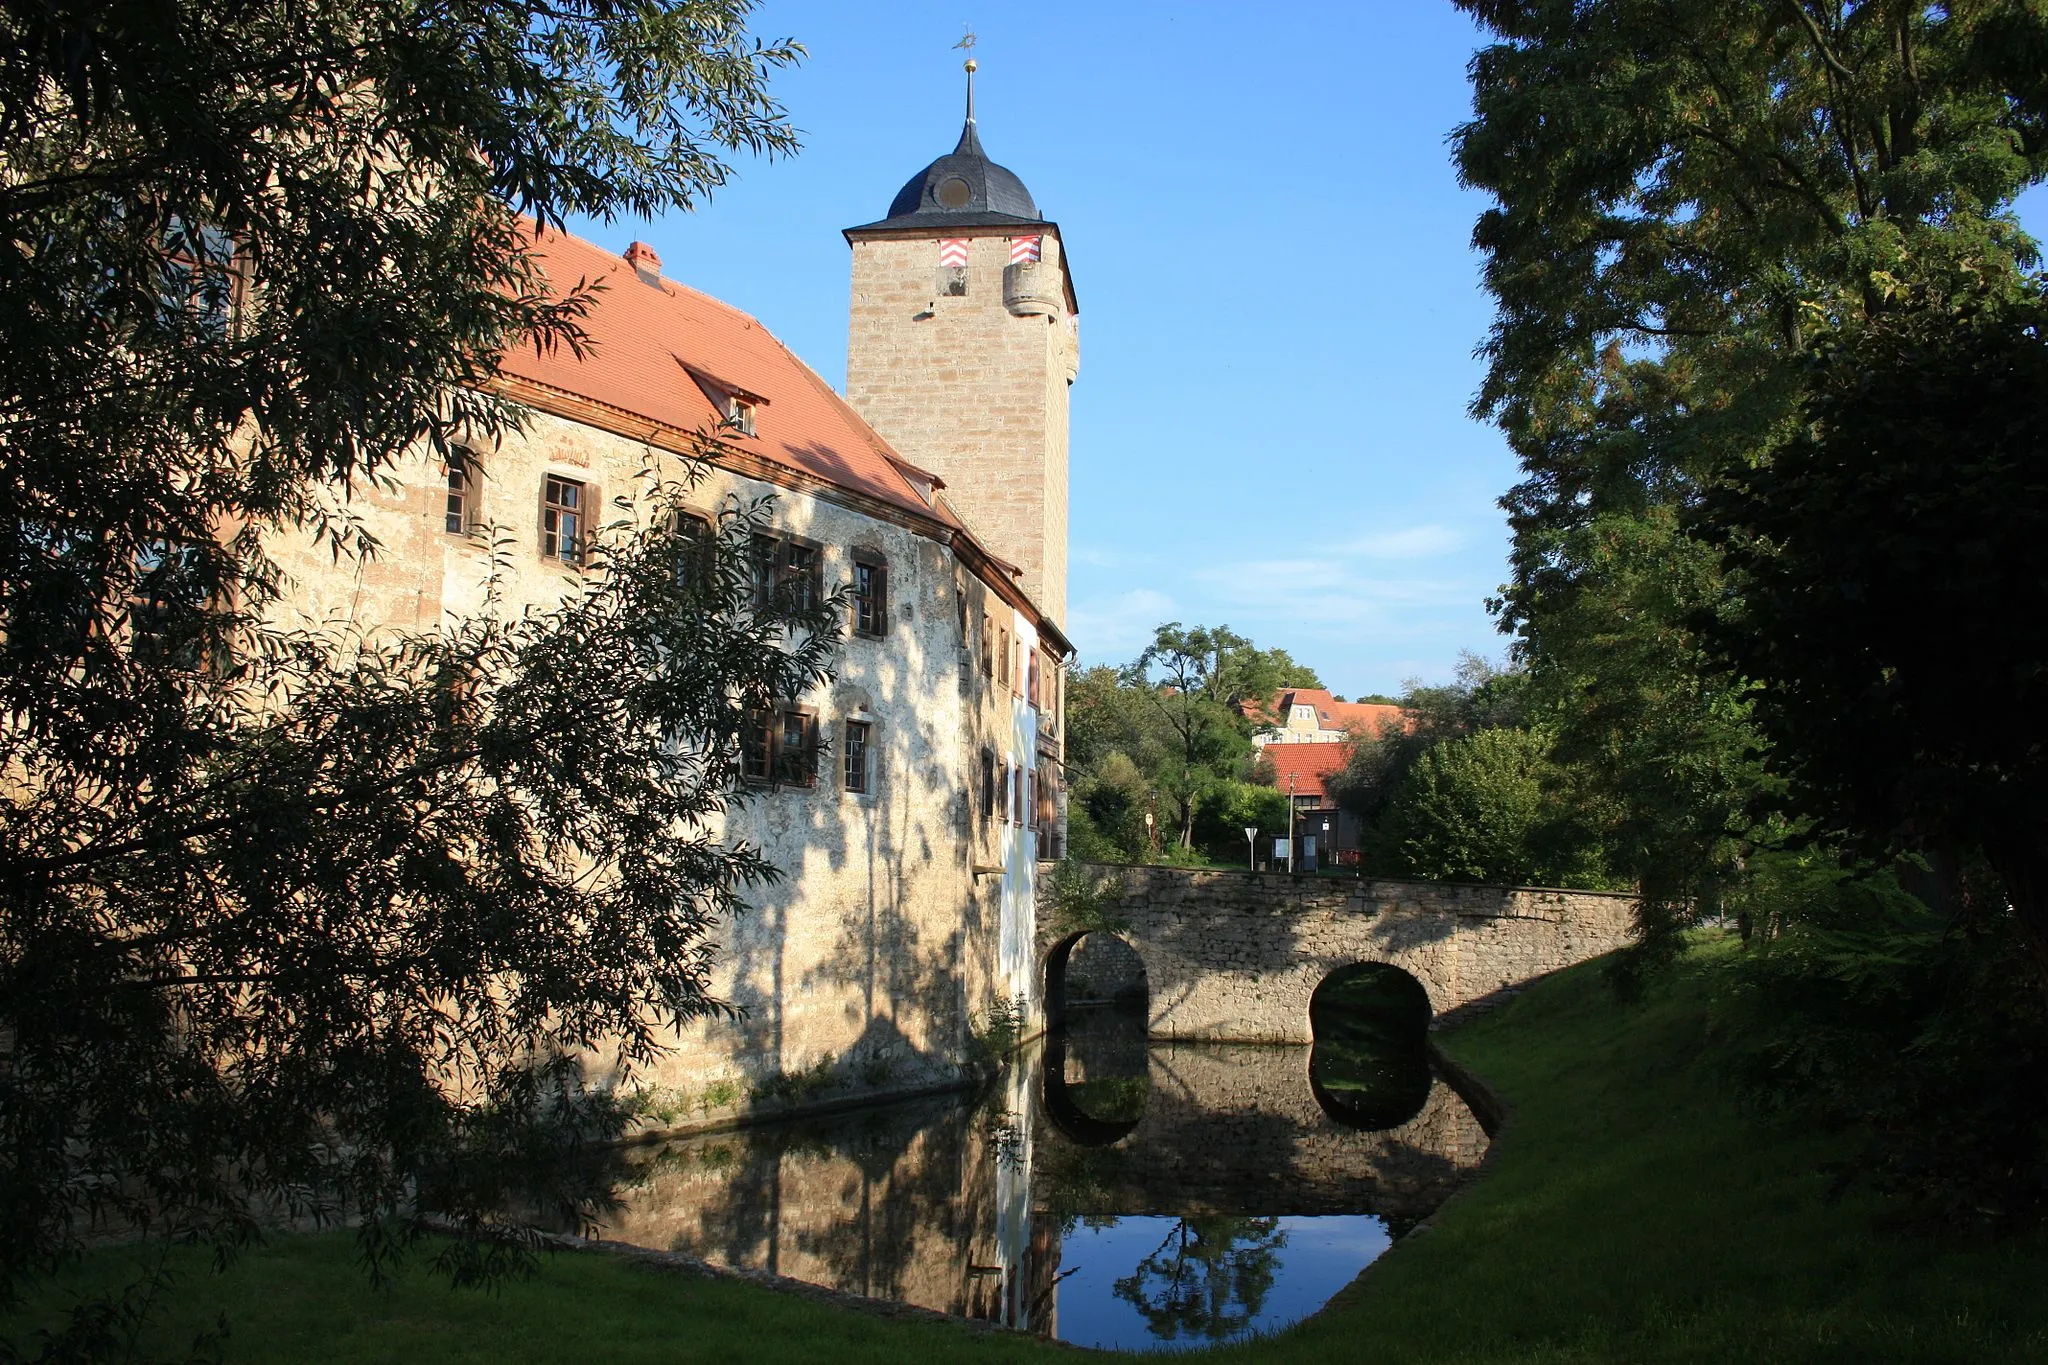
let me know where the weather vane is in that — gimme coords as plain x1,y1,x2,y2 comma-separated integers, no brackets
954,25,978,121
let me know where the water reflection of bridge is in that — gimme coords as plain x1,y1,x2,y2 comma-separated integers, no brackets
574,1030,1489,1340
1038,1041,1487,1226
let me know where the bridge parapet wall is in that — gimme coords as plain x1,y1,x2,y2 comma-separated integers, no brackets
1035,864,1635,1042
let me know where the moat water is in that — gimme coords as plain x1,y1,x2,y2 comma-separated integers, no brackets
571,1003,1490,1352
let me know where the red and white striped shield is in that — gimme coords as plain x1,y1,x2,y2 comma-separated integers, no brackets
1009,235,1042,265
938,238,969,268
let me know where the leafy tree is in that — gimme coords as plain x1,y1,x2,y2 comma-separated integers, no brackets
1702,289,2048,980
1376,727,1608,888
1191,781,1290,865
0,0,811,1317
1125,625,1258,850
1453,0,2047,945
1068,750,1153,863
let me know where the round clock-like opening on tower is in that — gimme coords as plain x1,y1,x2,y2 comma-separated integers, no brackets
934,176,972,209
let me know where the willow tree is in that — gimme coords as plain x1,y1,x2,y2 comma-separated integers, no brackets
0,0,825,1312
1453,0,2047,941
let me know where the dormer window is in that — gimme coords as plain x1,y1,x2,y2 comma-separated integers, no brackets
726,395,757,436
684,365,766,439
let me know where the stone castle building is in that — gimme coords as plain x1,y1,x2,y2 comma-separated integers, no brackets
266,97,1077,1123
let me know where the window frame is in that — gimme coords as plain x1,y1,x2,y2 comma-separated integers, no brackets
842,719,873,795
749,532,782,610
445,450,479,536
540,472,590,566
774,706,819,788
851,554,889,638
727,394,758,436
742,703,819,790
671,509,714,593
779,537,823,614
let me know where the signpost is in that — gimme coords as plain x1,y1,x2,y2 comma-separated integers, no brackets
1244,825,1258,871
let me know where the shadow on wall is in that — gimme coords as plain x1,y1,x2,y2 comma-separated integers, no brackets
707,525,995,1110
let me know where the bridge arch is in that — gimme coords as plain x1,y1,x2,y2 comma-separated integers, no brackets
1041,929,1149,1032
1040,930,1151,1144
1305,961,1435,1131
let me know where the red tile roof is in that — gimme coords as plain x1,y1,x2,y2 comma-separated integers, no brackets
1240,688,1407,737
483,226,1071,653
497,227,942,524
1262,742,1352,801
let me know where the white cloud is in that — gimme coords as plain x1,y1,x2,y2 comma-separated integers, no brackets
1339,524,1465,560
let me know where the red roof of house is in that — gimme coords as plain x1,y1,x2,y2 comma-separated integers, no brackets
1263,742,1352,802
497,227,942,524
1241,688,1406,737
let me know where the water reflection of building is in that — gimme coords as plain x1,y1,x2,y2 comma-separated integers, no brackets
578,1024,1487,1343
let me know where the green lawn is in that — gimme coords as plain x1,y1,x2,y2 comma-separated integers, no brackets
10,937,2047,1362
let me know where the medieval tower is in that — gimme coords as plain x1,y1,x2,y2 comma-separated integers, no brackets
843,61,1078,627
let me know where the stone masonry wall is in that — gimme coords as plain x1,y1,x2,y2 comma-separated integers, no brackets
261,406,1040,1125
1035,864,1637,1042
846,231,1074,625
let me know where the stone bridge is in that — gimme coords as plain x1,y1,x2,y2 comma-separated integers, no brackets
1034,863,1636,1042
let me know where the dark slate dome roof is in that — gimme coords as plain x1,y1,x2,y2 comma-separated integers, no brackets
885,120,1041,222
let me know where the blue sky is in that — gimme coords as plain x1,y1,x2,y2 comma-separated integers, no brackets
572,1,2048,699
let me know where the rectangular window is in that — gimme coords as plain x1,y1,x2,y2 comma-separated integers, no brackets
445,453,474,535
781,541,820,612
775,709,817,787
673,511,712,591
843,720,871,793
542,474,585,564
853,558,888,637
998,627,1012,688
161,218,237,340
130,538,209,669
1028,649,1041,711
727,395,757,436
1012,764,1024,827
980,748,997,830
742,706,818,788
742,708,773,782
980,615,993,678
751,534,780,610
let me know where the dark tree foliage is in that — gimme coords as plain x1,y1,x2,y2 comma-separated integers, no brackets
0,0,818,1317
1453,0,2047,940
1728,858,2048,1231
1703,292,2048,978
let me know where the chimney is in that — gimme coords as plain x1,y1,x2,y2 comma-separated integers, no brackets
623,240,663,287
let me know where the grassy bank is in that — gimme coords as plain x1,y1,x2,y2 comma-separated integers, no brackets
9,937,2046,1362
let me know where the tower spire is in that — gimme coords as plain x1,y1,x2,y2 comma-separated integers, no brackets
953,26,978,126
